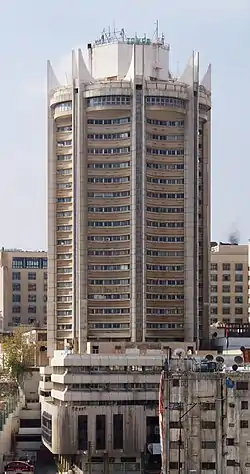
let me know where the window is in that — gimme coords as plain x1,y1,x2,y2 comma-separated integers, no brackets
222,318,230,324
146,96,185,108
92,346,99,354
87,96,131,107
235,273,243,282
12,306,21,314
89,219,130,227
147,147,184,156
211,263,217,271
149,134,184,141
88,132,130,140
88,177,130,184
222,307,230,315
227,461,238,467
147,236,184,243
235,307,243,314
223,263,230,271
169,463,182,470
12,257,47,269
223,274,230,281
235,296,243,304
241,401,248,410
147,192,184,199
12,272,21,280
89,264,129,271
57,154,72,161
78,415,88,451
170,421,182,428
95,415,106,450
28,294,36,303
236,381,248,390
211,285,217,293
28,306,36,314
240,420,248,428
28,272,36,280
200,402,216,410
211,274,217,282
28,284,36,291
89,147,130,155
173,379,179,387
201,441,216,449
235,285,243,293
235,263,243,271
113,414,123,449
12,283,21,291
201,421,216,429
147,118,184,127
201,463,215,470
88,206,130,213
222,285,230,293
88,117,130,125
147,163,184,170
12,294,21,303
222,296,230,304
147,177,184,184
55,101,72,112
226,438,235,446
210,296,217,304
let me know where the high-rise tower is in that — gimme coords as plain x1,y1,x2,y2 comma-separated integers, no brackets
47,29,211,356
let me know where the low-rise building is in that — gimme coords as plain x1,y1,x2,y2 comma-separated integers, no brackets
0,248,47,331
210,242,249,325
163,350,250,473
40,342,195,473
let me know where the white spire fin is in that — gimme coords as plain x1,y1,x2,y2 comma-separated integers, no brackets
124,44,136,81
77,48,94,84
201,63,211,92
47,60,60,93
72,50,78,82
179,51,199,86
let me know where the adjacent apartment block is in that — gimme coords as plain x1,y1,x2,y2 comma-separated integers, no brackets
210,243,249,325
0,248,47,331
47,28,211,354
164,354,250,473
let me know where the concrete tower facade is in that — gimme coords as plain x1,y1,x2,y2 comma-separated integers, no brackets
47,30,211,356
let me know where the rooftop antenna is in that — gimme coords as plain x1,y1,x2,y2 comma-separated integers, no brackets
156,20,159,40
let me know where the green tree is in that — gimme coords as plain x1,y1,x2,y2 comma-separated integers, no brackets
1,328,34,383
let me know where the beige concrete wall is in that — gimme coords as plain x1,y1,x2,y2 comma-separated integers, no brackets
0,395,25,472
210,244,248,324
0,249,47,331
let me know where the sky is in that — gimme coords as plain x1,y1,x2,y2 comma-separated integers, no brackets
0,0,249,249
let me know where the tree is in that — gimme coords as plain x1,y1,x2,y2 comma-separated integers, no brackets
1,328,34,383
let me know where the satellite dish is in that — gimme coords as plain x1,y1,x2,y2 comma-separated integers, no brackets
232,364,238,371
173,348,186,358
216,356,224,364
205,354,214,361
234,355,244,365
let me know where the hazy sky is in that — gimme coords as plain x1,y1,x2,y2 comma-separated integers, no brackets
0,0,249,249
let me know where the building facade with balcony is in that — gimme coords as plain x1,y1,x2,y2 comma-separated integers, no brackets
47,28,212,355
0,248,47,331
210,243,249,325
